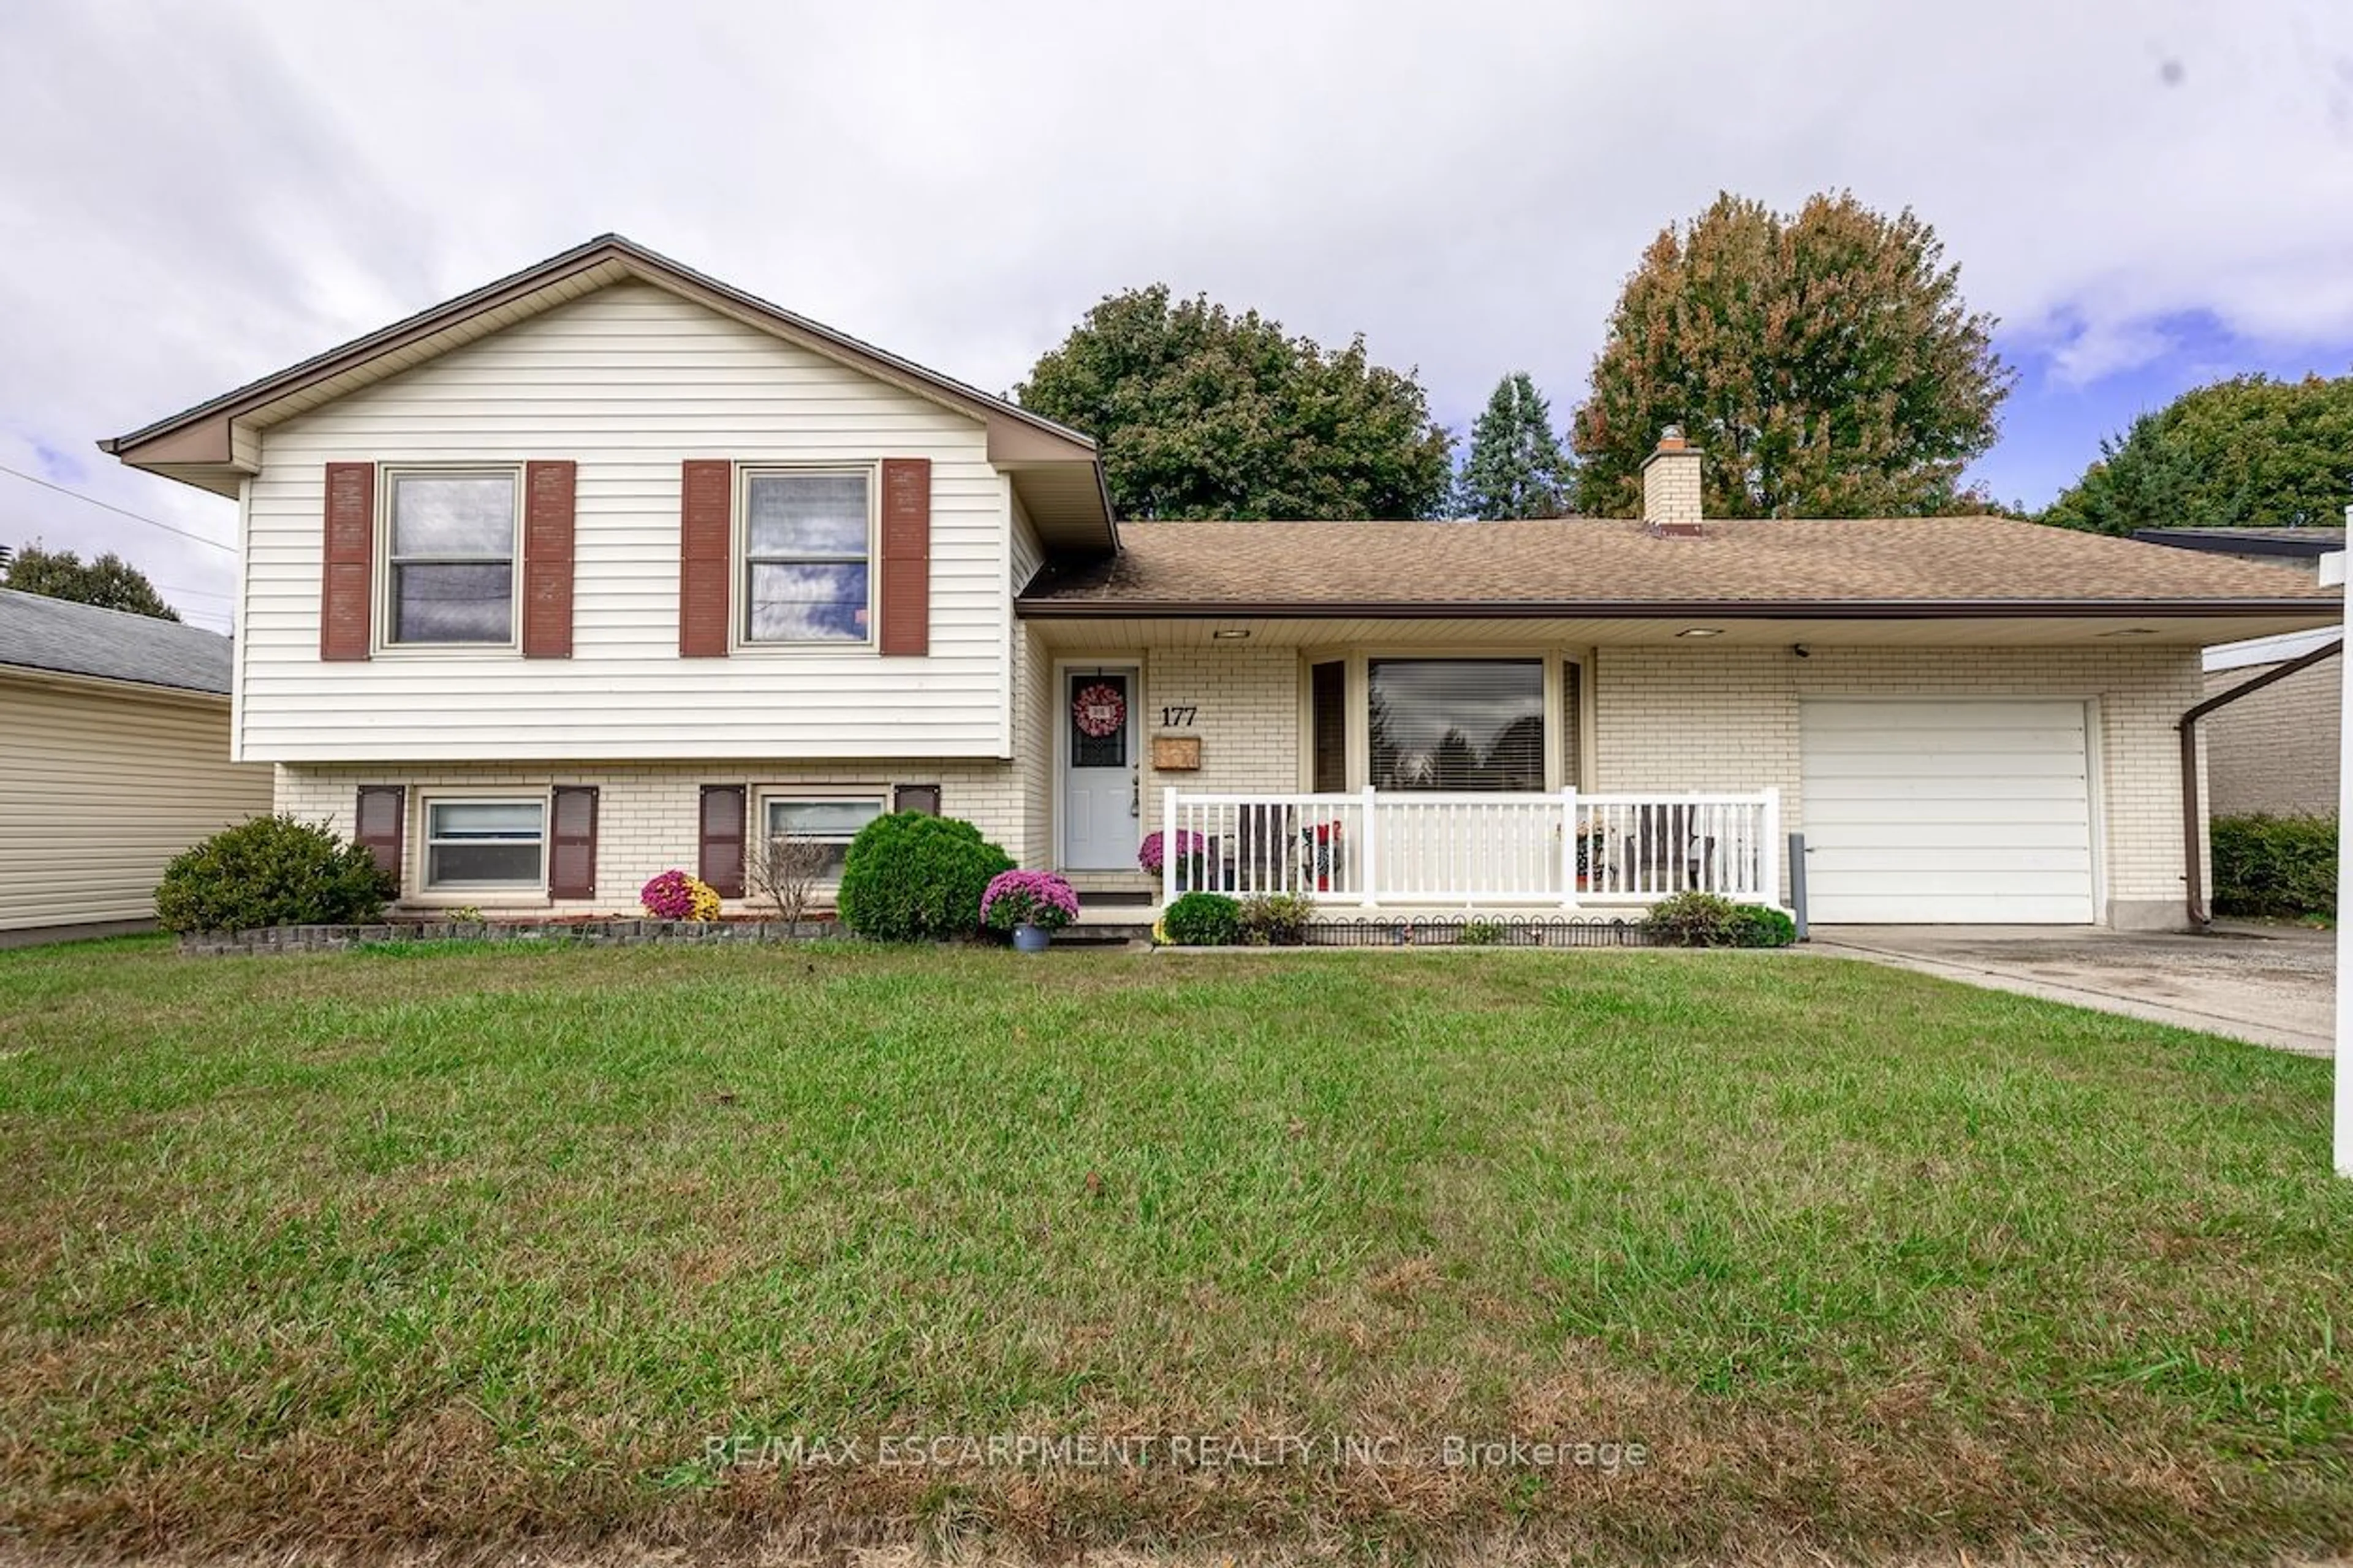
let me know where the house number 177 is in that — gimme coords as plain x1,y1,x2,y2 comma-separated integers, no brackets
1159,706,1198,728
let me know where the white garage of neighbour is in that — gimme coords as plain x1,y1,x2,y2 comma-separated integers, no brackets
1799,699,2099,925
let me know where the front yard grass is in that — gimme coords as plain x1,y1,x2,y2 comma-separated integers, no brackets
0,937,2346,1563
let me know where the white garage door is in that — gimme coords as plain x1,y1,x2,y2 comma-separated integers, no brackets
1800,699,2096,924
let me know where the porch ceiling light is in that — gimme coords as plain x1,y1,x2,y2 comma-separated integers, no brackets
1675,627,1724,638
1211,628,1251,640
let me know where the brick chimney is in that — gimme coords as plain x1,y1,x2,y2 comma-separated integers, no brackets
1641,426,1703,532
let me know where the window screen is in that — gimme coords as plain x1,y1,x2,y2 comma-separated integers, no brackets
388,474,515,644
763,796,886,881
744,472,870,642
424,799,544,886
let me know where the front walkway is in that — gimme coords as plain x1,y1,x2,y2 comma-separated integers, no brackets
1808,923,2336,1056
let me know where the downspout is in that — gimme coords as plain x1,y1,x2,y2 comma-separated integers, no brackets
2178,637,2343,927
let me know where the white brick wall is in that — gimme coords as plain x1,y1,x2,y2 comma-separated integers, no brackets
1640,447,1703,525
1593,643,2205,927
1012,621,1054,868
278,757,1027,917
287,642,2208,928
1139,644,1301,800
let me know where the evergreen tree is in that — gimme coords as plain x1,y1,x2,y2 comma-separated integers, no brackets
1455,373,1574,518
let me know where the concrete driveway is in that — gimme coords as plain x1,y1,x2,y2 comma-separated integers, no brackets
1808,922,2336,1055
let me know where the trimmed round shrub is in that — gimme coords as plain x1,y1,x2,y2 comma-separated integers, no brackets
1645,891,1795,949
1729,904,1797,947
1163,891,1242,946
155,814,396,934
836,812,1014,941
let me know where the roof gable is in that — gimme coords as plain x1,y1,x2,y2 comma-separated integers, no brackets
102,235,1116,551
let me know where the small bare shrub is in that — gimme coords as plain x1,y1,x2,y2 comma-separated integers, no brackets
749,828,830,931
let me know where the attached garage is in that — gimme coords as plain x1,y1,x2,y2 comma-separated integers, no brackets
1800,699,2098,924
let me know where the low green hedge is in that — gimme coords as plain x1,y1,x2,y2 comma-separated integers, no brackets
1163,892,1242,946
2211,812,2336,920
1644,892,1797,949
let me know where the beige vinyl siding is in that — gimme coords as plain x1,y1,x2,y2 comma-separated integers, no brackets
0,672,273,931
240,281,1012,763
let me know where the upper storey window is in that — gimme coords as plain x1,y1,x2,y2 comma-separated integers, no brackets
385,471,519,646
742,470,871,644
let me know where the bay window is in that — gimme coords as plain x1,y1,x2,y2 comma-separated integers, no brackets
1366,659,1545,791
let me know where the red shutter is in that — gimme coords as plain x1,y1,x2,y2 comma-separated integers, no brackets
680,459,733,657
320,463,375,661
699,784,746,897
354,786,405,890
877,457,930,656
523,460,577,659
548,785,598,899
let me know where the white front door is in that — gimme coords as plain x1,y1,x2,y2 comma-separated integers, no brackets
1800,698,2098,923
1061,666,1140,870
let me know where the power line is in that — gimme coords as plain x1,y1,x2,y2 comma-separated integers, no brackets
0,463,236,553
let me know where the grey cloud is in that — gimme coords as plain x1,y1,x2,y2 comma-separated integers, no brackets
4,0,2349,635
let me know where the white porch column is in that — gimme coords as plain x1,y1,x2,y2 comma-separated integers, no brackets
1759,787,1783,908
1359,784,1379,909
1560,786,1580,909
1161,787,1178,908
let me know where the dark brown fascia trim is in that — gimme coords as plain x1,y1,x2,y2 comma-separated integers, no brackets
101,233,1101,461
2135,528,2346,561
1013,596,2343,621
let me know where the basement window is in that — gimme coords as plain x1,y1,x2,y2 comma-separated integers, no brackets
423,798,546,889
762,793,889,882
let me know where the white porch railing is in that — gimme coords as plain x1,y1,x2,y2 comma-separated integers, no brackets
1159,787,1781,909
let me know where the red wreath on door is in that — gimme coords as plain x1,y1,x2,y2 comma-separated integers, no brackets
1072,683,1127,738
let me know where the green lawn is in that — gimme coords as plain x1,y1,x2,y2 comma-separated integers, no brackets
0,937,2347,1563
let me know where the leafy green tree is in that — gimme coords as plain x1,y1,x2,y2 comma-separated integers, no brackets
1015,284,1453,520
1571,191,2012,518
2,543,180,620
1455,372,1574,518
2040,374,2353,535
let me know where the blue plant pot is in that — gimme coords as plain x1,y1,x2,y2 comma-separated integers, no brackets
1012,923,1052,953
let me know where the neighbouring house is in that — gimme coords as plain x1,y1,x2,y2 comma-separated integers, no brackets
99,237,2341,931
0,589,273,943
2137,527,2347,820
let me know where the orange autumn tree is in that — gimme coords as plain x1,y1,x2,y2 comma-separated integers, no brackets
1572,191,2013,518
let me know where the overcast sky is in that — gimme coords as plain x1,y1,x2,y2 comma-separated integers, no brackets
4,0,2349,632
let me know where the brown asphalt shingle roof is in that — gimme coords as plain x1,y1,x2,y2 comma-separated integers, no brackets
1016,516,2344,615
